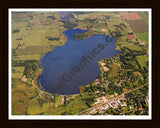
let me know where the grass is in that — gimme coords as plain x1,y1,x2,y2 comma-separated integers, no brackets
77,14,88,20
12,22,28,49
135,32,148,42
12,91,29,115
107,20,131,35
27,98,49,115
127,20,148,33
16,45,51,55
54,95,64,106
24,88,38,99
136,55,148,69
14,54,41,60
49,95,88,115
12,67,25,78
118,42,143,51
108,64,119,78
136,12,148,24
123,106,130,112
12,78,38,99
21,29,60,46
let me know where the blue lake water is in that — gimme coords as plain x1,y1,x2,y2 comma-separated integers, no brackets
38,28,121,95
60,14,70,20
58,12,71,20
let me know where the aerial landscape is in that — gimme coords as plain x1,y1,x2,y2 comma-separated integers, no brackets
11,10,150,116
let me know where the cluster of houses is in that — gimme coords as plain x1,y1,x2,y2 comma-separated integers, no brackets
90,95,126,115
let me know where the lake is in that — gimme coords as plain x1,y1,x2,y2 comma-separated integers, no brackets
38,28,121,95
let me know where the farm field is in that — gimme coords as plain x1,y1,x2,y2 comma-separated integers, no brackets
127,20,148,33
12,67,25,78
27,98,50,115
14,54,41,60
17,45,52,55
12,91,29,115
108,64,120,79
136,12,149,24
117,42,143,51
21,29,61,46
48,95,89,115
136,55,148,69
135,32,149,42
122,12,142,20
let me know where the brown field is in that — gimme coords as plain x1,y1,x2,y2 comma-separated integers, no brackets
17,45,51,55
108,64,119,78
127,20,148,33
122,13,142,20
12,79,38,100
12,91,29,115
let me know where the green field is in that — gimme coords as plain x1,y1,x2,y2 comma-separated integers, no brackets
118,42,143,51
135,32,149,42
108,64,120,79
49,95,89,115
12,67,25,78
136,12,149,24
12,22,28,49
21,29,60,46
27,98,49,115
12,91,29,115
136,55,148,69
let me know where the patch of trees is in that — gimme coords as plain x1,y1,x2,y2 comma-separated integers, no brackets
73,33,88,40
12,60,39,67
61,110,72,115
82,95,95,108
12,60,24,67
23,61,40,78
106,107,114,114
120,48,146,71
87,19,97,23
46,36,59,41
12,60,41,78
125,86,148,111
12,29,20,33
139,86,148,95
60,20,78,29
69,14,75,18
37,98,47,108
107,82,123,95
47,15,56,20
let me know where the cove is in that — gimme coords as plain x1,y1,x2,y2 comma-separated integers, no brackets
38,28,121,95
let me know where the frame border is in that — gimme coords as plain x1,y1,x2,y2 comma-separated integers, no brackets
9,8,152,120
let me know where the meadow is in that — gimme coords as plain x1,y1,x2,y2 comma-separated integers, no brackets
136,55,148,69
135,32,149,42
127,20,148,33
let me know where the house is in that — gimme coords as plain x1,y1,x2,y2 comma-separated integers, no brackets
21,76,27,82
121,102,127,107
61,96,66,105
95,79,101,84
